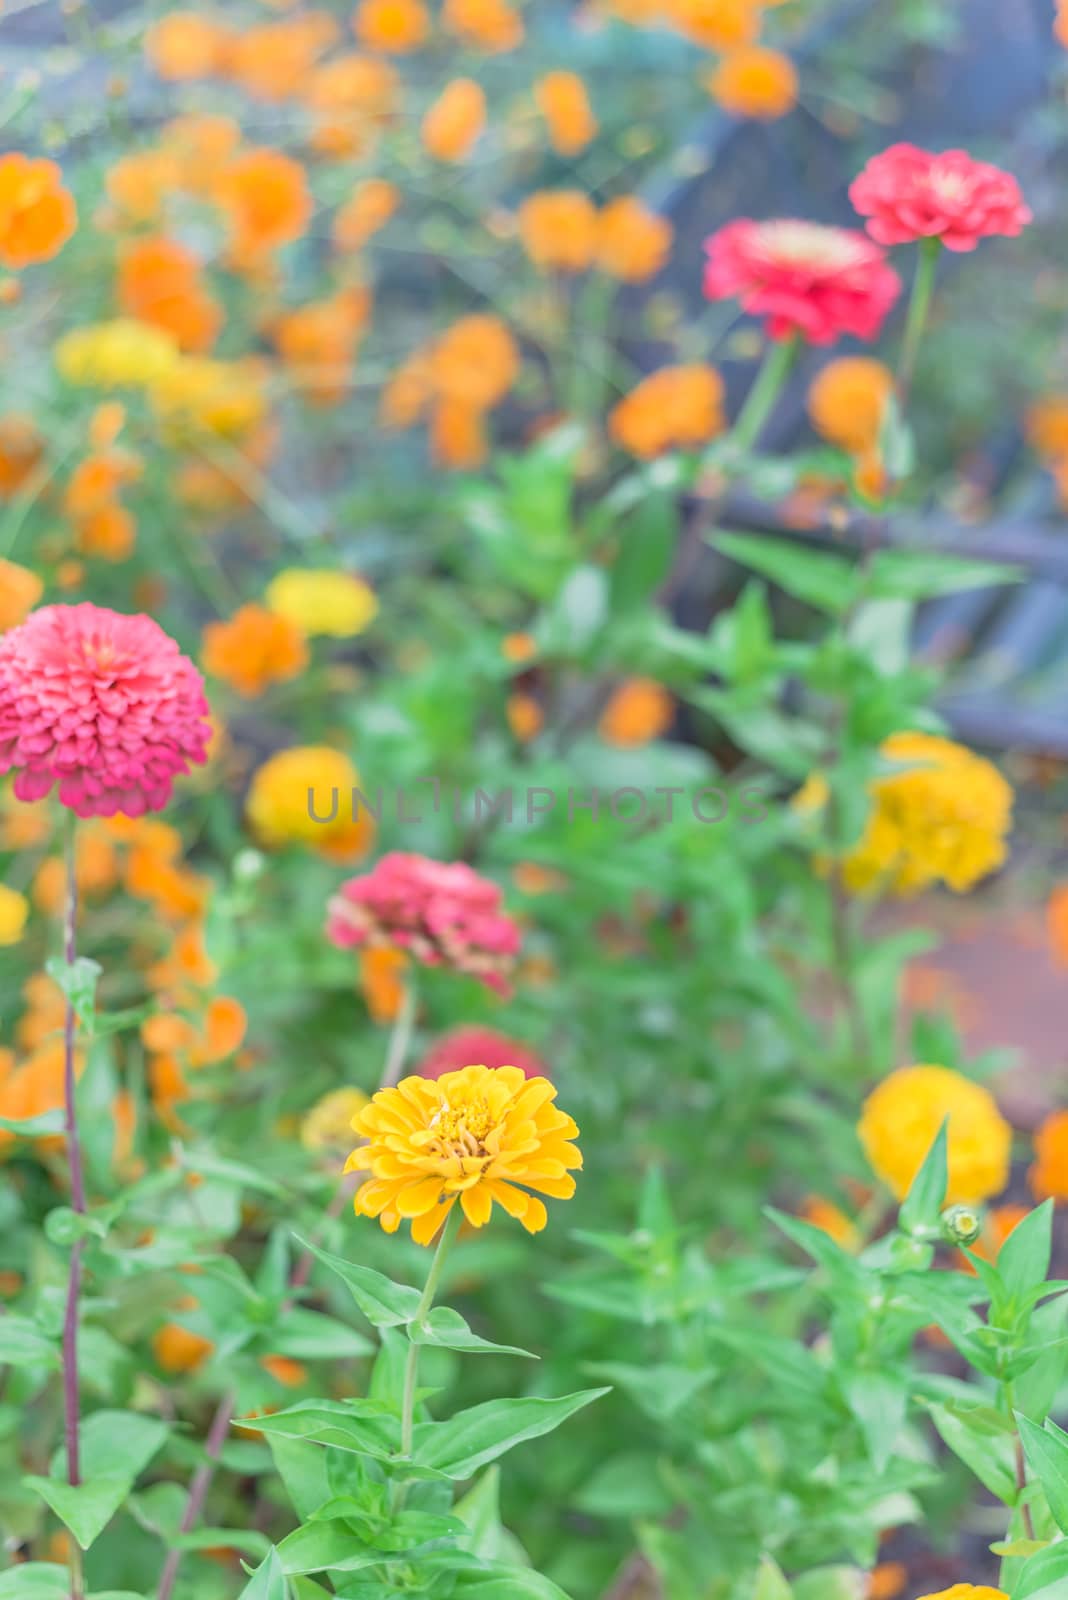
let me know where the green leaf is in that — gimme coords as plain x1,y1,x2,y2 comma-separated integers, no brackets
267,1436,331,1522
712,532,856,614
999,1202,1054,1307
267,1308,374,1361
183,1151,287,1199
753,1556,794,1600
0,1109,65,1136
927,1402,1017,1503
1019,1414,1068,1533
454,1572,574,1600
411,1308,535,1360
1012,1539,1068,1600
296,1240,421,1328
792,1569,865,1600
413,1389,609,1479
865,548,1022,601
238,1548,289,1600
899,1120,948,1236
45,956,101,1030
24,1411,169,1549
237,1400,398,1460
0,1568,68,1599
0,1315,59,1368
276,1523,393,1577
845,1372,906,1473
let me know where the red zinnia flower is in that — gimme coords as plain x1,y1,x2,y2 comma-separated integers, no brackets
417,1024,546,1081
327,851,522,994
849,144,1032,252
0,603,212,817
702,218,901,344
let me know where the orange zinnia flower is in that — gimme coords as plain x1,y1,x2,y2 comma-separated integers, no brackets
217,149,313,262
359,945,409,1022
609,364,725,457
273,287,371,405
106,150,181,223
1032,1110,1068,1201
518,190,598,273
536,71,598,155
146,13,233,79
431,398,487,468
708,47,799,121
0,155,76,269
597,196,673,282
117,235,222,354
443,0,523,52
307,53,399,157
430,313,519,409
599,677,674,746
807,356,894,454
353,0,430,52
201,603,309,697
0,413,43,496
667,0,759,49
0,559,43,631
229,14,338,101
422,78,487,163
161,113,242,196
333,178,399,251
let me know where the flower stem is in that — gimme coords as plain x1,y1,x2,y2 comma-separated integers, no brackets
60,812,84,1516
379,982,417,1091
394,1206,463,1508
730,334,799,455
897,237,941,401
156,1392,235,1600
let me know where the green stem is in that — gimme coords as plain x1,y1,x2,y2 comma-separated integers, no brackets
379,981,417,1091
897,237,941,401
730,334,799,454
394,1206,463,1504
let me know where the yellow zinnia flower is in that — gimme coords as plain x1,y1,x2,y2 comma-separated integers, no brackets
55,320,180,389
245,745,375,862
301,1086,370,1154
796,732,1012,896
0,884,28,945
150,357,267,440
346,1064,581,1245
265,569,379,639
859,1064,1011,1205
915,1589,1007,1600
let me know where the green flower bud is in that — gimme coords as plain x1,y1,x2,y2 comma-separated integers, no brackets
940,1203,982,1247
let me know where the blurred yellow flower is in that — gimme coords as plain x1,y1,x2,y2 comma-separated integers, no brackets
859,1064,1011,1205
55,320,180,389
265,569,379,638
245,745,376,862
346,1064,581,1244
0,885,29,946
150,357,268,440
796,733,1013,896
301,1085,370,1153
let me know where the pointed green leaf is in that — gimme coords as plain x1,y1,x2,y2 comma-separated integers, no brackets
238,1548,288,1600
1019,1413,1068,1532
899,1120,948,1236
24,1411,169,1549
413,1389,609,1479
295,1239,421,1327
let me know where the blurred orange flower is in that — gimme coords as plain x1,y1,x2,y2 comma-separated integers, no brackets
360,945,409,1022
161,113,242,196
708,46,799,120
229,14,338,101
217,149,313,262
422,78,487,162
443,0,523,51
1027,396,1068,461
0,155,76,269
333,178,399,252
274,287,371,405
431,398,487,468
597,196,673,281
808,357,894,454
153,1317,214,1373
146,13,233,79
0,558,43,630
518,190,598,273
536,71,598,156
430,313,520,408
599,678,674,746
668,0,759,48
1032,1111,1068,1200
353,0,430,51
202,604,309,697
106,150,180,224
507,692,543,742
610,364,725,457
117,236,222,354
307,53,399,156
0,413,43,496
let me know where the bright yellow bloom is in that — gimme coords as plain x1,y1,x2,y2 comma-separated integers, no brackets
150,357,268,440
796,732,1012,896
346,1065,581,1245
265,569,379,638
301,1086,370,1153
0,885,29,946
915,1590,1007,1600
859,1065,1012,1205
55,320,180,389
245,745,376,862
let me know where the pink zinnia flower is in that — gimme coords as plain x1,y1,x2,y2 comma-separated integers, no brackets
327,851,522,994
417,1025,546,1082
702,218,901,344
850,144,1032,252
0,603,212,818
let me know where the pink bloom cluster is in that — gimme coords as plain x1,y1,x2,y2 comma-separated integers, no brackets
0,603,212,818
703,219,901,345
417,1024,546,1081
327,851,522,994
850,144,1032,252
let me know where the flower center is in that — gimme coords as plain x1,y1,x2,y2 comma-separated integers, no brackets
430,1096,495,1158
759,220,862,270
